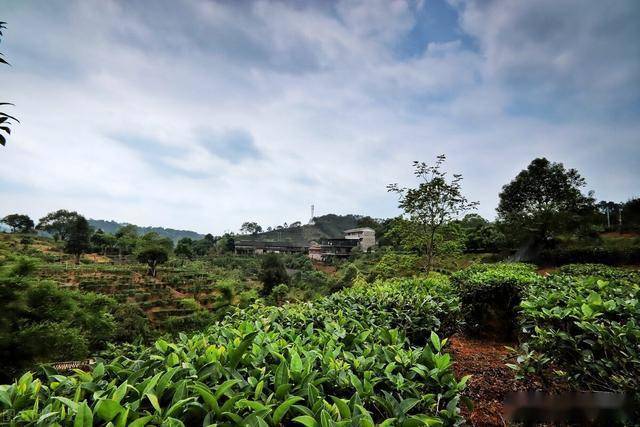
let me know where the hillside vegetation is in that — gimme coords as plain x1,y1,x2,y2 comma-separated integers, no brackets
242,215,361,244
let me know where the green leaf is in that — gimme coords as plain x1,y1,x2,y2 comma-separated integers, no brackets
228,332,258,369
320,409,335,427
293,415,319,427
330,396,351,420
95,399,123,422
128,415,154,427
430,331,441,352
275,362,290,395
214,379,241,400
290,349,303,374
54,396,78,413
73,401,93,427
166,397,196,418
581,303,594,317
193,384,220,414
273,396,303,425
112,381,128,403
145,392,162,414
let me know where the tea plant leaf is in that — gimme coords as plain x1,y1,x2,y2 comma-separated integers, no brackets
273,396,303,424
293,415,320,427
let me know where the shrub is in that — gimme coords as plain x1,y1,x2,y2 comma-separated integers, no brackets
554,263,640,282
518,275,640,398
372,252,422,279
0,276,469,426
537,246,640,266
451,263,539,339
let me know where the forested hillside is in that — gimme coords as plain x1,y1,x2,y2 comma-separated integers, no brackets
88,219,204,243
243,214,361,243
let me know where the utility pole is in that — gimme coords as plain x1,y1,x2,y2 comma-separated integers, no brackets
618,205,623,234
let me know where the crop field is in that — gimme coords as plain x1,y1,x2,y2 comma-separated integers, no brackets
1,263,638,426
0,234,261,328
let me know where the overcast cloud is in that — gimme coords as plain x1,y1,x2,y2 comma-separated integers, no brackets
1,0,639,234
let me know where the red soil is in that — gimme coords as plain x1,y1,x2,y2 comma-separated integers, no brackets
449,335,569,426
450,335,514,426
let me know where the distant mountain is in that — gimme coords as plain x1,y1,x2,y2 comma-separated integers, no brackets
88,219,204,242
241,214,361,244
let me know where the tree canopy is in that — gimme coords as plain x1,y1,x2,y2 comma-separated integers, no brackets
497,158,595,243
135,232,173,277
258,253,289,295
1,214,34,233
36,210,82,241
388,155,478,273
240,221,263,235
64,215,91,264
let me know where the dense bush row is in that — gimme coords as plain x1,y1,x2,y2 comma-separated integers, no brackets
537,246,640,266
451,263,539,339
519,271,640,399
0,276,468,426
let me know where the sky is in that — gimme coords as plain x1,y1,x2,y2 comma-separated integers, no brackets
1,0,639,234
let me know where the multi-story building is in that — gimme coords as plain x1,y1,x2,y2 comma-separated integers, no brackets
343,227,376,252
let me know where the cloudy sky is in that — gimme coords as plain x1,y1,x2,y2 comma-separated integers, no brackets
2,0,639,234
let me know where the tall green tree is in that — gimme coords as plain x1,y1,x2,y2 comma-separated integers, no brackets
115,224,138,259
64,216,91,264
36,210,81,241
1,214,34,233
388,155,478,273
175,237,194,259
497,158,595,244
135,232,172,277
240,221,263,235
90,229,116,255
258,253,289,296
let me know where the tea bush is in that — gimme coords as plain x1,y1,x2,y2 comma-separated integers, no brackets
554,263,640,282
0,276,468,426
451,263,539,339
519,273,640,396
537,246,640,266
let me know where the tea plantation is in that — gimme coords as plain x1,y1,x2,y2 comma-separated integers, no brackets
1,264,638,425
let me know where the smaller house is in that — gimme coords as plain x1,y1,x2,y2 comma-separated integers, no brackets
344,227,376,251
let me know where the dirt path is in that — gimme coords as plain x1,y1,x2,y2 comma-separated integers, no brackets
449,335,516,426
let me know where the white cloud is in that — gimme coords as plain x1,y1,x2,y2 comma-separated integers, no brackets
1,0,638,233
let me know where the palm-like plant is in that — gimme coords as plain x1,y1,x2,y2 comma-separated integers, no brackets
0,21,18,146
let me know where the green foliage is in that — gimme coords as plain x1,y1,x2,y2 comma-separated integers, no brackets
258,253,289,295
554,263,640,281
0,21,18,147
175,238,194,259
0,261,121,381
497,158,596,244
1,214,34,233
136,233,173,277
537,246,640,266
64,215,91,264
37,210,83,242
90,229,116,255
372,252,422,280
0,276,467,426
388,155,478,273
451,263,539,339
517,272,640,397
458,214,505,252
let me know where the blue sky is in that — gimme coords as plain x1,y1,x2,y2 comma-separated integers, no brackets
1,0,639,234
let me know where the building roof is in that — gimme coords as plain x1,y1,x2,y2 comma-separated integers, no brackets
235,240,309,249
344,227,375,233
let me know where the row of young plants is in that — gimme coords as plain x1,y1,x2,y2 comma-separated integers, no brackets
450,262,639,399
0,277,468,426
517,265,640,399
